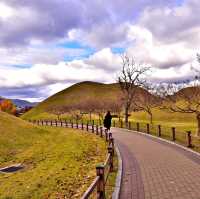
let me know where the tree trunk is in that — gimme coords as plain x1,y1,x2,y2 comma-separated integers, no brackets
196,113,200,136
125,105,129,128
89,112,92,121
148,112,153,124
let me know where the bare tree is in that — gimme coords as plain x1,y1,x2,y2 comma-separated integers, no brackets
157,82,200,136
118,55,150,127
133,89,162,124
46,105,67,120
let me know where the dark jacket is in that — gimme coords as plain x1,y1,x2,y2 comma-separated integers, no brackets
104,112,112,130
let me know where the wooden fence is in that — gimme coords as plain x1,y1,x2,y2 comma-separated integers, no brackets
111,120,199,150
29,119,115,199
31,118,200,150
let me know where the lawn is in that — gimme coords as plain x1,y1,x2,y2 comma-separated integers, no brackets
0,111,107,199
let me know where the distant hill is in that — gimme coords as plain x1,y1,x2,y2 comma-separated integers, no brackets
22,81,150,119
0,96,38,108
12,99,38,108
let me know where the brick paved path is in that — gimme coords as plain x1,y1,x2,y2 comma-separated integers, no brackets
112,128,200,199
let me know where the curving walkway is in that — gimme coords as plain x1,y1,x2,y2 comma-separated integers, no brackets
112,128,200,199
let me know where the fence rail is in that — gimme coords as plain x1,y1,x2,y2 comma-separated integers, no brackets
29,119,115,199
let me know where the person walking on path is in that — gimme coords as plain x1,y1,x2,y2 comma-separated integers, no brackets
103,111,112,132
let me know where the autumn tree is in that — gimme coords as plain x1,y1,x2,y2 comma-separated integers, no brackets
118,55,150,127
0,99,16,115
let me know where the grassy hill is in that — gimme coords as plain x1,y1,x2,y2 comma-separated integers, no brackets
0,111,106,198
22,81,199,134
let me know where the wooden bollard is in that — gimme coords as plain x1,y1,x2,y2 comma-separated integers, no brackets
108,147,114,172
76,121,78,129
100,127,103,137
158,125,161,137
136,122,140,131
51,121,52,126
42,120,44,126
187,131,192,148
92,125,94,133
86,123,89,131
71,121,73,128
172,127,176,141
147,124,150,134
61,120,63,127
55,120,57,126
96,164,105,199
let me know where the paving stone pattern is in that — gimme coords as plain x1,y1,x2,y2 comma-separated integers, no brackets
112,128,200,199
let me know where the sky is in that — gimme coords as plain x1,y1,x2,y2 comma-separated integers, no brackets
0,0,199,102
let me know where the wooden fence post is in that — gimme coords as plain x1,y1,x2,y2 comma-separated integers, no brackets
108,132,112,140
86,123,89,131
113,120,115,127
120,120,123,128
187,131,192,148
96,165,105,199
105,130,108,142
76,120,79,129
71,121,73,128
109,138,115,156
108,147,114,172
55,120,57,127
61,120,63,127
136,122,140,131
147,123,150,134
172,127,176,141
96,125,99,135
128,122,131,130
81,122,84,130
100,127,103,137
92,125,94,133
65,120,67,127
158,125,161,137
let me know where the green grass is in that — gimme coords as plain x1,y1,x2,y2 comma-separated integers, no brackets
0,111,107,199
129,108,197,134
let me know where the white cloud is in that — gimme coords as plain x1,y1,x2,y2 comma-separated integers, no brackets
0,3,14,19
0,48,118,89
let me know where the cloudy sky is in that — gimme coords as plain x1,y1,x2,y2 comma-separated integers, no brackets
0,0,199,101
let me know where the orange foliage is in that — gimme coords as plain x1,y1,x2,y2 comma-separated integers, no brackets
0,99,16,115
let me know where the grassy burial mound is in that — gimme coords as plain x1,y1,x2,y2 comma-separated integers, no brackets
22,81,122,120
22,81,150,120
0,111,107,198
